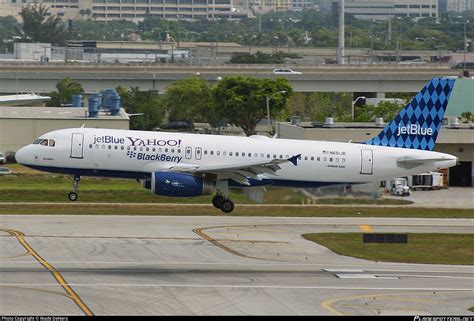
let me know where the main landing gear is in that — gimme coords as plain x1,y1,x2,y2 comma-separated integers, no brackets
212,194,234,213
68,175,80,201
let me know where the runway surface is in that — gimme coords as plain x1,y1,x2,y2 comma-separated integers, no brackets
0,215,473,315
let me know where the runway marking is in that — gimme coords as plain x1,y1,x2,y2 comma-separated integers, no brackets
321,292,452,316
194,227,290,262
359,225,374,233
0,229,94,316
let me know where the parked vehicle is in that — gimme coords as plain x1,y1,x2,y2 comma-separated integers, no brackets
0,152,5,164
412,172,444,190
390,178,410,196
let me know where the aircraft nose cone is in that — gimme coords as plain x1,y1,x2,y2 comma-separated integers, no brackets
15,146,29,165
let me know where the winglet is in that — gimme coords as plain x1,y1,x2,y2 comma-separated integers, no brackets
288,154,301,166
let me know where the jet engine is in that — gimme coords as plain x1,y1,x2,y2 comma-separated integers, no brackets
151,172,214,197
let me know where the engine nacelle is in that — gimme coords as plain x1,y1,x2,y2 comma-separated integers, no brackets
151,172,214,197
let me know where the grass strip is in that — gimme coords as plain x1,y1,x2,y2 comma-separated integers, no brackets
303,233,474,265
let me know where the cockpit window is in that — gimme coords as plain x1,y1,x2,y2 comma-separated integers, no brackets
49,139,55,147
40,139,48,146
33,139,42,144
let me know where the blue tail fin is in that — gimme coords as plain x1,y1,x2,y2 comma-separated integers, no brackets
365,77,456,151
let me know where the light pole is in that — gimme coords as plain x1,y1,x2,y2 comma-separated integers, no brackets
464,20,470,70
266,90,286,134
352,96,366,121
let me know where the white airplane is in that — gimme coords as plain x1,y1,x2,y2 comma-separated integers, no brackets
15,77,459,213
0,93,51,106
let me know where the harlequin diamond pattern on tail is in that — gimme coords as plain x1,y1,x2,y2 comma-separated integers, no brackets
365,77,455,151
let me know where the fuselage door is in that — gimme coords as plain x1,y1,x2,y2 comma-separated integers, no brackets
70,133,84,159
185,147,192,160
360,149,373,175
195,147,202,160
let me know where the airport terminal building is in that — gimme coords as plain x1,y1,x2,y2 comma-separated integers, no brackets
0,107,130,153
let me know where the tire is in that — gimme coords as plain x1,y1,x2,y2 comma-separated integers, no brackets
68,192,78,201
212,195,224,209
220,200,234,213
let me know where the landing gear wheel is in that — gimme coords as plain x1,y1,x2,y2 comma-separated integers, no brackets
212,195,224,209
220,199,234,213
68,192,78,201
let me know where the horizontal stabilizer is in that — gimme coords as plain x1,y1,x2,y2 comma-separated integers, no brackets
397,156,456,169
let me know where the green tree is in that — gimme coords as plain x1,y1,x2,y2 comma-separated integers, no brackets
18,3,68,45
162,78,213,123
47,78,84,107
118,86,164,131
211,77,293,136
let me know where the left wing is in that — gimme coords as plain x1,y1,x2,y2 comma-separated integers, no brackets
167,154,301,186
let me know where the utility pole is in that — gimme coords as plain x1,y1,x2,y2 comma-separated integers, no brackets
464,20,470,70
337,0,345,64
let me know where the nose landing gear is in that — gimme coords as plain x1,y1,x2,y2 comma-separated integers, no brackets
68,175,80,201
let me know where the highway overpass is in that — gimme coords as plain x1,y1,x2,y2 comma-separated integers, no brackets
0,63,463,95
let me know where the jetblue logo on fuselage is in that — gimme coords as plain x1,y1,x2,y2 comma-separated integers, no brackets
397,124,433,136
126,151,182,163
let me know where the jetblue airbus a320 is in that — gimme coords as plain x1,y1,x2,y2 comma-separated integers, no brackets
16,77,459,213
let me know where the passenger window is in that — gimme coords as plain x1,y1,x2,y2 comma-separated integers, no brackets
89,144,92,149
140,147,143,151
121,146,124,150
133,147,137,151
279,155,283,159
146,147,149,152
311,157,314,161
248,153,251,157
158,148,162,152
127,146,131,150
267,154,270,158
254,153,258,158
304,156,308,161
229,152,233,156
165,148,168,152
330,158,333,162
171,149,174,153
115,145,118,150
210,151,214,155
95,145,99,149
108,145,112,150
223,151,227,156
273,154,276,158
236,152,239,156
178,149,181,153
40,139,48,146
217,151,220,156
317,157,320,161
323,157,327,161
102,145,106,149
204,150,208,155
260,154,264,158
49,140,55,147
